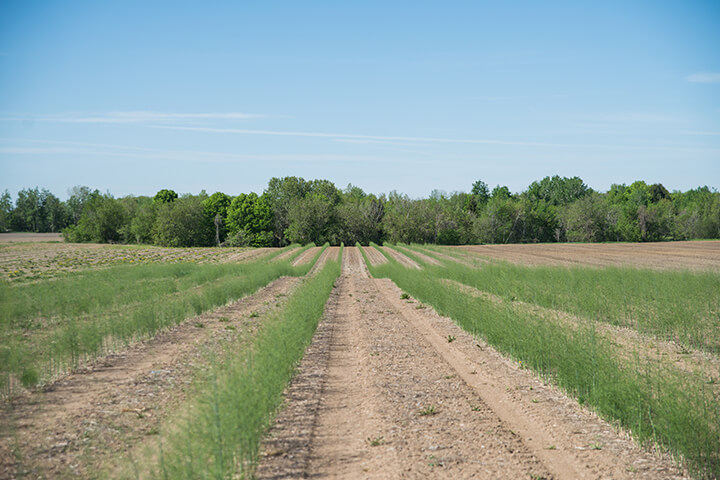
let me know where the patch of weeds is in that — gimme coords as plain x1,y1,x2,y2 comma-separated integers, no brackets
224,325,237,331
145,427,160,436
531,398,539,404
249,312,259,318
367,436,385,447
218,316,231,322
545,445,556,450
428,455,444,467
470,405,481,412
194,322,205,328
415,304,426,309
419,405,438,416
446,335,456,343
590,442,603,450
400,292,410,300
530,474,549,480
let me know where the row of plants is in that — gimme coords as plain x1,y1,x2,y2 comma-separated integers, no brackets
412,244,720,354
0,244,320,397
363,244,719,479
131,246,342,479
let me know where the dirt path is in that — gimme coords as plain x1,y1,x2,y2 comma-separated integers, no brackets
258,247,686,479
0,277,301,479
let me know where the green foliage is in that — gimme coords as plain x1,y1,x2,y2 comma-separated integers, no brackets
526,175,590,206
0,253,316,396
226,192,273,247
63,193,127,243
153,189,178,204
0,190,13,232
142,255,341,479
11,187,70,233
152,196,213,247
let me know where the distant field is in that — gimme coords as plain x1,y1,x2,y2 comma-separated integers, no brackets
454,240,720,271
0,233,63,243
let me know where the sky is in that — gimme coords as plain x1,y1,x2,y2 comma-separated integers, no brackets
1,0,719,200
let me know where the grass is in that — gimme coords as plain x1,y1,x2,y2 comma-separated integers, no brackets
0,244,320,397
364,243,720,479
132,246,343,479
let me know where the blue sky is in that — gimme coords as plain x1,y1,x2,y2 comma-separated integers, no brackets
1,1,719,199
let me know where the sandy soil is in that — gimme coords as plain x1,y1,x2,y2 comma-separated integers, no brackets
379,246,421,269
394,245,442,266
292,246,323,266
258,248,686,479
363,245,388,266
0,277,301,479
457,241,720,271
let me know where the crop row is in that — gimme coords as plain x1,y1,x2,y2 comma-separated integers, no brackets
0,244,320,397
363,243,719,479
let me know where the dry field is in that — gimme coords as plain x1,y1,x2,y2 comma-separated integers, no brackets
457,240,720,271
2,241,718,479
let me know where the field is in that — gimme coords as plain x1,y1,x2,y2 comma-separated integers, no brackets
1,238,719,479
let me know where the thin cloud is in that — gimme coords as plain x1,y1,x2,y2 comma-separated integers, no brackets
0,138,403,164
0,111,267,125
685,73,720,83
152,125,574,148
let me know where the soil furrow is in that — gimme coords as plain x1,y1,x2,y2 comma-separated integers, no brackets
292,246,323,266
379,246,421,269
375,281,688,479
0,276,302,479
259,248,551,479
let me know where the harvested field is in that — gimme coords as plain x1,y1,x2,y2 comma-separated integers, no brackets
457,240,720,271
0,241,272,282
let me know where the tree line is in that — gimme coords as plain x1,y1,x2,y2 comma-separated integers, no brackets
1,176,718,247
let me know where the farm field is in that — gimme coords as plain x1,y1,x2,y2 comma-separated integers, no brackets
1,241,718,479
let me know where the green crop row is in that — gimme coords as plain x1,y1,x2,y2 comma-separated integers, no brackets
410,244,720,354
132,246,342,479
0,244,321,397
365,244,719,479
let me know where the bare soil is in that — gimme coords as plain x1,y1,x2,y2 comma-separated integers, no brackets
363,245,388,266
0,277,301,479
292,246,323,266
394,245,442,266
379,246,421,269
258,248,686,479
457,241,720,271
0,233,63,243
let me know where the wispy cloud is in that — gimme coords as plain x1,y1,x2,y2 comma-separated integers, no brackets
151,125,573,148
0,138,402,164
0,111,266,125
685,73,720,83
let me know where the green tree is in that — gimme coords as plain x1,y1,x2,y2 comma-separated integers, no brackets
63,193,127,243
226,193,273,246
264,176,311,245
152,196,212,247
153,189,178,204
0,190,13,232
203,192,232,246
